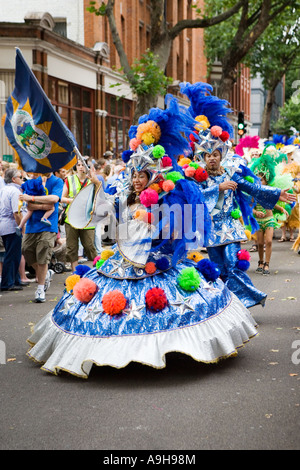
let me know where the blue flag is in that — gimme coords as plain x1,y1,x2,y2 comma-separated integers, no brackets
3,48,78,174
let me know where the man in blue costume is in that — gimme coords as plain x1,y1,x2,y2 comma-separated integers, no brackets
180,82,296,308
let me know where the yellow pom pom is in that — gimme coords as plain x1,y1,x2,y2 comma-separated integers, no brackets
100,249,115,260
142,132,155,146
195,115,210,131
65,274,81,293
187,251,203,263
244,229,251,240
178,157,192,167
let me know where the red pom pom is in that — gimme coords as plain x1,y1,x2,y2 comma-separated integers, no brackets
189,142,195,151
237,249,251,261
189,133,197,142
102,290,127,315
220,131,230,142
145,287,168,312
73,278,98,303
194,168,208,182
143,212,155,224
145,262,156,274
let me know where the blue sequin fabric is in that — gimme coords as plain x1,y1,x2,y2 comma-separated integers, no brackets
52,257,231,339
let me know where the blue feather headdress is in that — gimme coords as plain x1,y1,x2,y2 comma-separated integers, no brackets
180,81,233,162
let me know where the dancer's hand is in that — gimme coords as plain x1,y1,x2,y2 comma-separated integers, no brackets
219,181,238,192
279,189,296,203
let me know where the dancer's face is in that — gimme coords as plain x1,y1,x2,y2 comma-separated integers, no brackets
132,171,149,194
204,150,221,171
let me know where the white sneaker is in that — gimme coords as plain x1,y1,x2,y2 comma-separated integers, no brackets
44,269,54,292
35,288,45,303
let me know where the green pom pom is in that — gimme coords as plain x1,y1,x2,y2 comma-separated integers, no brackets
231,208,242,219
177,267,201,291
152,145,165,159
165,171,184,183
96,259,105,269
245,175,254,183
189,162,200,169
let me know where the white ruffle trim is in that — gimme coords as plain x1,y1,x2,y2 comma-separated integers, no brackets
26,294,258,378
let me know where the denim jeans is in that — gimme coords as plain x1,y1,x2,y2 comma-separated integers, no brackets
1,232,22,289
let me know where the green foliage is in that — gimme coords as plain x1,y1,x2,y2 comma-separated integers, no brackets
87,1,107,16
272,98,300,134
129,50,172,97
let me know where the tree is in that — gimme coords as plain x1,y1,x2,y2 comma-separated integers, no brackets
87,0,245,122
244,7,300,137
204,0,299,101
272,98,300,135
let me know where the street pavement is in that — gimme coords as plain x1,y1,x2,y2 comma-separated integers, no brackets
0,233,299,451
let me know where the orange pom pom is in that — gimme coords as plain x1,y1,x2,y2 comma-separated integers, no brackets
102,290,127,315
73,278,98,303
145,262,156,274
162,180,175,192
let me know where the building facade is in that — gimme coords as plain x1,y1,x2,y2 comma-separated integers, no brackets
0,0,249,163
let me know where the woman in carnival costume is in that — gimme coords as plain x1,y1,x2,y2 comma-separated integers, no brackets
250,153,292,274
26,96,259,378
179,82,296,308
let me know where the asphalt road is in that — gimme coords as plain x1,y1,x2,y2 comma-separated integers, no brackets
0,234,299,451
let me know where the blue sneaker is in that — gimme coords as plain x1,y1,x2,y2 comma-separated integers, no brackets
41,217,52,227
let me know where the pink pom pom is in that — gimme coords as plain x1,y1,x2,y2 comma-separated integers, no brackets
237,249,251,261
140,188,159,207
93,255,101,266
211,126,223,137
162,156,172,167
73,278,98,303
185,166,196,177
130,138,142,150
162,180,175,192
220,131,230,142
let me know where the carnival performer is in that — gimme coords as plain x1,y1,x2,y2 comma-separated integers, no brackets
180,82,296,308
250,153,291,275
26,97,258,378
277,145,300,243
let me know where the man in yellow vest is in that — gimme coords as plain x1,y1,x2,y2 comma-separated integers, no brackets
61,159,97,271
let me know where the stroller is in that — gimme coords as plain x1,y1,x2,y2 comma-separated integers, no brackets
48,251,66,274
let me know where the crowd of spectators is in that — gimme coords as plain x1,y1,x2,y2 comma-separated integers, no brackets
0,151,125,302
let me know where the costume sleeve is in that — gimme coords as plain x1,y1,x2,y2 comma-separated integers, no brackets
200,184,220,213
233,173,281,209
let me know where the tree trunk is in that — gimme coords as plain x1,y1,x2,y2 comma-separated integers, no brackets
260,88,276,138
132,94,160,125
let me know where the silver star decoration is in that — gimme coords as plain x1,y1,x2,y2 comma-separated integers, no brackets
215,223,235,244
59,295,77,314
232,219,247,239
222,156,242,177
83,300,103,322
109,258,132,277
123,299,145,320
202,280,220,293
169,291,195,316
126,146,154,173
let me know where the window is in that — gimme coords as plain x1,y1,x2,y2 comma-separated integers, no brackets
48,77,94,156
105,94,132,157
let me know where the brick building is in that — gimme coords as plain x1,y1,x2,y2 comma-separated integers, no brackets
0,1,248,162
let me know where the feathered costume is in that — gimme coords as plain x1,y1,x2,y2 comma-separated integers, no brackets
180,82,283,308
26,95,257,378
